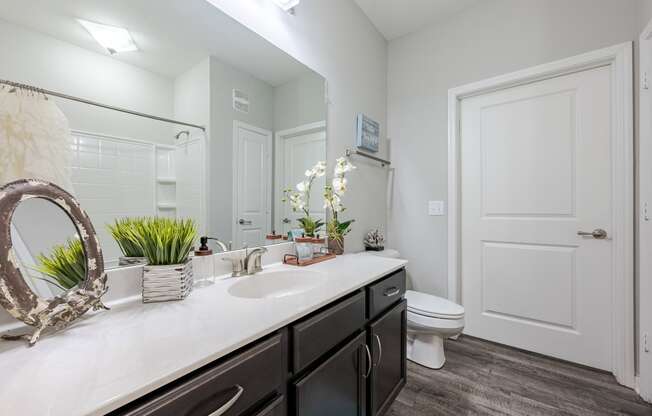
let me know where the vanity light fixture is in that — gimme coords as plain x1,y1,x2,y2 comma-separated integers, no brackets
78,19,138,55
271,0,300,13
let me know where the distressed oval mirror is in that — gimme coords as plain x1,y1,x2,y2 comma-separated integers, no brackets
0,179,108,346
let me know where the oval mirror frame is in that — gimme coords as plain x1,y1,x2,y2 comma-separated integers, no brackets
0,179,108,346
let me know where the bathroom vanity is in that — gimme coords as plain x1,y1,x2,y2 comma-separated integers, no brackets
0,253,407,416
111,267,406,416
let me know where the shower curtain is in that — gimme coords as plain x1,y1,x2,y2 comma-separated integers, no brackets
0,85,74,193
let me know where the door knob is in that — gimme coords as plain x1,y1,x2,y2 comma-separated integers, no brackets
282,218,291,224
577,229,608,239
238,219,252,225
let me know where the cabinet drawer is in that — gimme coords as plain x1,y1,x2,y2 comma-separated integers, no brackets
118,334,284,416
291,290,366,373
367,269,406,319
253,395,285,416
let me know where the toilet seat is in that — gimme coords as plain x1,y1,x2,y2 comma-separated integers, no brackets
406,290,464,320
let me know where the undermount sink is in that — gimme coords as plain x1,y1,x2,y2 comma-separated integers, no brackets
228,269,327,299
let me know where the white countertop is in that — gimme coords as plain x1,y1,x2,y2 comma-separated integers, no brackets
0,253,407,416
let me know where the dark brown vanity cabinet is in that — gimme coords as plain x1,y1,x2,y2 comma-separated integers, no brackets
292,331,368,416
368,300,407,416
112,268,407,416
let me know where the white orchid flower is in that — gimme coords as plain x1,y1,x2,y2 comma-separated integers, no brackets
296,181,308,192
332,177,347,194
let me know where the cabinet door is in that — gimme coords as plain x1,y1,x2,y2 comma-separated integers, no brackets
369,300,407,416
293,332,368,416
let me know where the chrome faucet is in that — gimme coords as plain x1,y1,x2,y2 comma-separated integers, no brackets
223,245,268,277
244,246,268,275
201,236,231,253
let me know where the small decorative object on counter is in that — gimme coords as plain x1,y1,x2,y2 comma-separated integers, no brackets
364,229,385,251
311,234,326,255
0,179,109,346
107,217,148,266
294,237,315,262
193,236,215,287
282,160,326,237
131,217,197,303
325,156,356,255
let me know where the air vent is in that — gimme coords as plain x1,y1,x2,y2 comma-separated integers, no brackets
233,89,250,114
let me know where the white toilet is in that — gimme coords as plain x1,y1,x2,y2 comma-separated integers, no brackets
368,249,465,369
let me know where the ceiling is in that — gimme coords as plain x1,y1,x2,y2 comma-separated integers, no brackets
0,0,311,85
354,0,483,41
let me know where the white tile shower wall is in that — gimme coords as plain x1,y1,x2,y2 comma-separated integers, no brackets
70,132,156,267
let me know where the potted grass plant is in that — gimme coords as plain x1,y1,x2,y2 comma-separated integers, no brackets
130,217,197,303
107,218,147,266
35,238,86,293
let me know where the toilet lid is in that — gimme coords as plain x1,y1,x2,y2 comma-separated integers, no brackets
406,290,465,319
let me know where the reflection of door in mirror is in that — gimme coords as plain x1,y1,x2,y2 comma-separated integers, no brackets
233,121,273,249
9,198,82,298
275,123,327,236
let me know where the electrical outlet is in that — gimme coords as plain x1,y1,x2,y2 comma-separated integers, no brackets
428,201,445,216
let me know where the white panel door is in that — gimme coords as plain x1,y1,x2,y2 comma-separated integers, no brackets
234,122,272,249
277,130,326,235
461,66,613,370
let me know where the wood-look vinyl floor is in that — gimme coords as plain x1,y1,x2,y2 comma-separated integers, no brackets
387,335,652,416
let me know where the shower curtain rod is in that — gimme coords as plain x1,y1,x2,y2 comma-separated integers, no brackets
0,78,206,131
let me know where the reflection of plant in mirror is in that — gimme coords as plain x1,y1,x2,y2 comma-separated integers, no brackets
107,217,145,257
131,217,197,266
36,238,86,290
283,160,326,237
324,157,356,252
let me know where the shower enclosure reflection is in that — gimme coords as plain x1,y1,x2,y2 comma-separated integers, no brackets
0,0,327,268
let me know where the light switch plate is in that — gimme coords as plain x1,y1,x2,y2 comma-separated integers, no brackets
428,200,445,216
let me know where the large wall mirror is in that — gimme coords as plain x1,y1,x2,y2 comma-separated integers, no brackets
0,0,327,268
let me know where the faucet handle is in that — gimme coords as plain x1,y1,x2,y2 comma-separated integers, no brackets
222,256,245,277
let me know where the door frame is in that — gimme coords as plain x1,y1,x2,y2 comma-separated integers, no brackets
639,19,652,402
274,121,327,233
232,120,273,248
447,42,634,387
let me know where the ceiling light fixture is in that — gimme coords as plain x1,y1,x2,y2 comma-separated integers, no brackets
78,19,138,55
271,0,300,13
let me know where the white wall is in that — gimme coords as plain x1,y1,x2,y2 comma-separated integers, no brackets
206,0,389,253
387,0,649,298
0,19,175,143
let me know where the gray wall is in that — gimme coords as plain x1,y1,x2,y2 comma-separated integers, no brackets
273,71,326,132
387,0,651,298
209,56,275,246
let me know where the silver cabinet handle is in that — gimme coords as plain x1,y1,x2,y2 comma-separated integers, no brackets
363,344,372,378
577,229,607,239
383,287,400,297
238,219,252,225
208,385,244,416
373,334,382,367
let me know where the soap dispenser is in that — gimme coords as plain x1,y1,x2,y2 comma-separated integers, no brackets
194,237,214,286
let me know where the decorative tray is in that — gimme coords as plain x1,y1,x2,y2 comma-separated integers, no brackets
283,252,336,267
